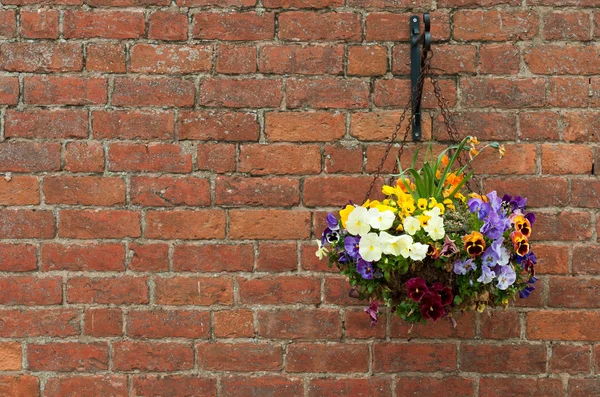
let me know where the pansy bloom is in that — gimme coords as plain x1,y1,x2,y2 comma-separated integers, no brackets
513,215,532,238
463,231,486,257
406,277,428,302
420,293,445,321
511,231,530,256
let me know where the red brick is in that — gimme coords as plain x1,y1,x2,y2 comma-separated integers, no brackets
301,242,334,273
471,144,537,175
154,276,233,305
131,176,210,207
0,276,60,306
265,0,341,6
0,76,18,105
482,177,569,208
573,246,600,274
259,45,343,75
287,78,370,109
350,111,408,141
28,343,108,372
391,312,476,339
310,378,391,397
346,309,386,339
542,144,593,174
325,275,368,305
84,308,123,337
132,376,216,397
145,210,226,240
179,111,259,141
258,309,341,340
238,276,320,304
570,379,600,397
59,210,140,239
216,44,257,74
199,342,282,372
549,276,600,308
0,141,61,172
64,141,104,173
113,341,193,372
304,176,376,207
525,45,600,75
199,78,282,108
519,111,561,141
550,344,590,374
0,375,39,397
0,176,39,205
24,75,107,105
127,310,209,339
86,0,168,4
20,9,59,39
0,309,79,337
258,242,297,272
528,243,568,275
0,244,37,272
192,12,274,40
230,209,311,240
221,376,302,397
461,78,545,108
439,0,518,5
63,11,144,39
173,244,254,272
479,43,520,75
0,42,81,73
5,109,87,139
279,12,360,41
215,176,299,206
393,44,476,75
534,212,591,242
214,310,254,338
480,310,521,339
374,79,457,108
324,144,363,173
373,343,457,372
396,377,476,397
108,143,192,173
0,209,55,239
44,375,127,397
93,110,174,140
131,44,212,74
148,11,188,41
67,276,148,304
347,45,387,76
454,10,539,41
239,144,320,175
547,77,590,108
434,112,516,141
0,10,15,38
367,12,450,42
544,11,591,41
42,243,125,272
112,77,194,107
287,343,369,373
562,111,595,142
461,344,546,374
179,0,255,5
129,243,169,272
479,378,562,397
0,342,21,371
265,112,344,142
44,176,125,206
197,143,236,173
86,43,126,73
527,311,600,340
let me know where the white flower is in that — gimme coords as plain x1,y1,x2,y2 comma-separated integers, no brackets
498,246,510,266
346,206,370,236
423,216,445,241
367,208,395,231
359,232,383,262
380,232,413,257
393,235,414,258
424,207,442,218
403,216,421,236
315,239,329,260
409,242,429,261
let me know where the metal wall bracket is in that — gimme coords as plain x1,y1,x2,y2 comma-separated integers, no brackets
410,13,431,142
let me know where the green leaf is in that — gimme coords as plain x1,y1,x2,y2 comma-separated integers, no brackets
453,295,463,305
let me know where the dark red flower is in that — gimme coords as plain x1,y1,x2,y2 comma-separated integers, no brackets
420,293,445,321
406,277,428,302
430,282,453,306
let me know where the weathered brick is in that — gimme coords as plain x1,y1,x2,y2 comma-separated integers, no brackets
127,310,210,339
374,79,457,108
20,9,59,39
287,78,370,109
132,376,216,397
303,176,377,207
108,143,192,173
549,276,600,308
470,144,537,175
0,42,82,73
573,246,600,274
173,244,254,272
192,12,274,40
373,343,457,372
238,276,320,304
526,44,600,75
198,342,282,371
145,210,226,240
154,276,233,305
549,344,590,374
547,77,591,108
178,111,259,141
6,109,88,139
221,376,302,397
569,379,600,397
0,176,39,205
544,11,591,41
86,43,126,73
44,176,125,206
199,78,282,108
265,0,341,6
148,11,188,41
112,77,195,107
479,378,562,397
113,341,194,372
310,378,392,397
44,376,127,397
260,45,343,75
24,76,107,105
28,343,108,372
454,10,539,41
0,375,39,397
84,308,123,337
0,209,55,239
64,141,105,173
0,309,79,337
59,210,140,239
533,212,591,241
258,309,342,339
230,209,311,240
542,144,593,174
130,176,210,207
0,76,18,104
396,377,476,397
129,243,169,272
265,111,345,142
131,44,212,74
479,43,520,75
393,44,476,75
480,310,521,339
67,276,148,304
460,344,546,374
0,244,37,272
239,144,320,175
63,11,145,39
0,10,16,38
461,78,546,108
528,311,600,340
0,141,61,172
367,12,450,42
197,143,236,173
214,310,254,338
258,242,298,272
279,12,360,41
216,44,257,74
482,177,569,208
93,110,174,140
42,243,125,272
391,312,476,339
324,144,363,173
0,342,21,371
519,111,561,141
215,176,300,206
287,343,369,373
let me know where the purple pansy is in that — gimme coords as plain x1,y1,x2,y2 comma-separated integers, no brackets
440,235,459,257
364,300,379,327
477,264,495,284
356,259,374,280
468,197,491,220
486,190,503,212
326,213,339,231
495,265,516,290
453,258,476,275
344,235,361,259
480,210,510,240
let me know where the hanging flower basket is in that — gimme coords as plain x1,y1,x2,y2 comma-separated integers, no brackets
316,55,537,329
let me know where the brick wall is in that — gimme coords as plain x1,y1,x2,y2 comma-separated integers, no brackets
0,0,598,395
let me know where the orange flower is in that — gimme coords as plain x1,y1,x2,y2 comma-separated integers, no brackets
511,231,530,256
441,155,449,167
513,215,532,238
463,231,486,257
444,172,464,189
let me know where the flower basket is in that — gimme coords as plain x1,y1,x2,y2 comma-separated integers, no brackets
316,55,537,329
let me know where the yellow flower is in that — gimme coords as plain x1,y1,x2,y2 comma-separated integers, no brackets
469,147,479,160
468,136,479,145
428,197,438,209
417,198,428,210
435,169,442,179
418,214,430,227
376,204,398,214
435,203,445,215
339,204,354,228
477,303,486,313
441,154,449,167
443,199,455,211
396,223,404,231
362,199,380,208
499,145,506,158
402,202,416,216
382,185,396,196
455,192,466,202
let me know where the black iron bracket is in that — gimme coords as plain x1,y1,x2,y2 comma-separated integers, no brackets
410,13,431,142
